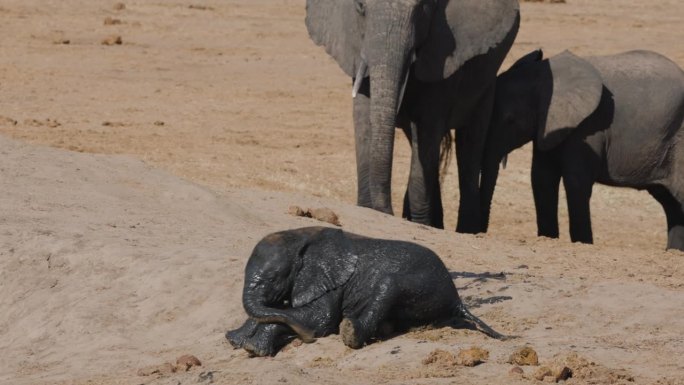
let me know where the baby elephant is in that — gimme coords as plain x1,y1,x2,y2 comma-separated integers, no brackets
226,226,506,357
480,49,684,250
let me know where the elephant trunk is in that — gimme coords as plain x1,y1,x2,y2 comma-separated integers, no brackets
367,11,415,214
242,286,317,343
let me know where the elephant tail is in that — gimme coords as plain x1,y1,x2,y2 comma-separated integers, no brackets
439,130,454,184
452,303,513,341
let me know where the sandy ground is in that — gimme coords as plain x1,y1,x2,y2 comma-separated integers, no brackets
0,1,683,384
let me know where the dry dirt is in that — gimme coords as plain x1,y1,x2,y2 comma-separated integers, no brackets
0,1,682,384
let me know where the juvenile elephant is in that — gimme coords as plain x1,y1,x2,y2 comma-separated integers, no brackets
480,50,684,250
306,0,520,232
226,227,506,357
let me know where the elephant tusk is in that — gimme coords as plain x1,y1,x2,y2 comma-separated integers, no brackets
501,154,508,170
396,51,414,113
352,60,368,98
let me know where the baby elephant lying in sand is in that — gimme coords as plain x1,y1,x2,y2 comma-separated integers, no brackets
226,226,506,357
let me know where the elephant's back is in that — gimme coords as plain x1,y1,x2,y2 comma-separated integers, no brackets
355,238,449,274
590,51,683,121
589,51,684,185
588,51,683,83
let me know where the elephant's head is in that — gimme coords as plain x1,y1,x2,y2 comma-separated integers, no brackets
241,227,358,342
479,49,604,230
306,0,520,212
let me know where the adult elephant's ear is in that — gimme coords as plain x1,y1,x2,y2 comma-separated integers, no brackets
415,0,520,82
508,49,544,72
305,0,364,77
291,229,359,308
536,51,604,151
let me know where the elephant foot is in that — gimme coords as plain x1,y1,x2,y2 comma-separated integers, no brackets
667,225,684,251
340,318,365,349
456,223,482,235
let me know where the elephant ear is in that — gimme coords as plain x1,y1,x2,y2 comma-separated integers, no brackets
415,0,520,82
291,229,359,308
305,0,364,77
508,49,544,72
537,51,604,151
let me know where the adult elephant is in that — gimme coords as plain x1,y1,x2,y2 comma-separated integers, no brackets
306,0,520,232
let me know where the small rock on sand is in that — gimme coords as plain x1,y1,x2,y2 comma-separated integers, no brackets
553,366,572,382
508,346,539,366
288,205,306,217
24,118,60,128
547,352,633,383
308,356,335,368
188,4,214,11
309,207,341,226
534,366,553,381
422,349,457,366
104,17,122,25
176,354,202,371
0,116,18,125
455,346,489,367
288,205,341,226
532,365,572,383
101,35,122,45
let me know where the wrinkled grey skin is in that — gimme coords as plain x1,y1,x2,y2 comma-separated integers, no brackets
306,0,519,232
226,227,506,357
481,50,684,250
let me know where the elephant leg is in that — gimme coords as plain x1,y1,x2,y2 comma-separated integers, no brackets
340,275,401,349
242,323,298,357
340,270,457,349
647,185,684,251
353,77,372,208
667,216,684,251
225,318,259,349
562,173,594,244
405,120,444,228
456,87,495,234
532,152,562,239
340,270,451,348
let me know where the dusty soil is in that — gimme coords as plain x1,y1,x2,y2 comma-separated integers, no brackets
0,1,682,384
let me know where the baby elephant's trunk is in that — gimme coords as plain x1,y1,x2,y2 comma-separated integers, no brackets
243,290,317,343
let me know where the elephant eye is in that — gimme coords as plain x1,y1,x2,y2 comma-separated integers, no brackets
355,0,366,15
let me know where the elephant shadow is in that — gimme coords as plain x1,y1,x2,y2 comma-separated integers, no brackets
450,271,513,309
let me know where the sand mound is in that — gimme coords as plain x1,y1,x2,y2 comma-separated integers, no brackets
0,135,257,383
2,135,683,384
